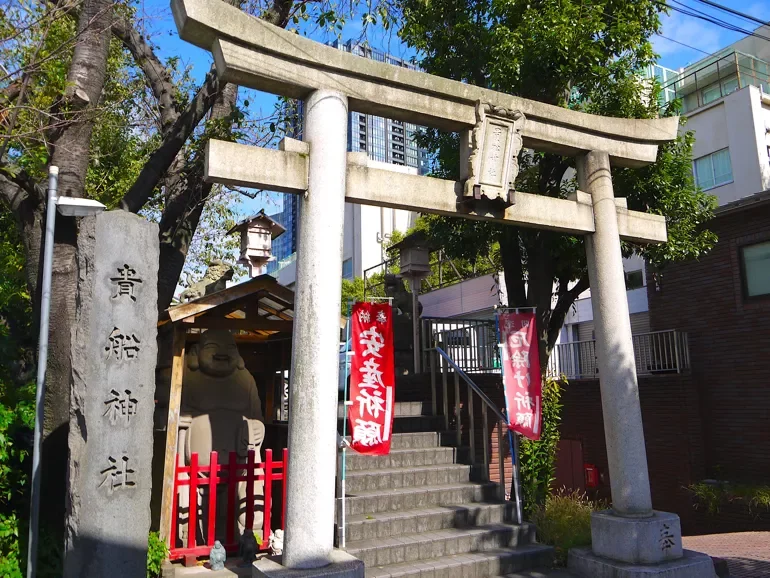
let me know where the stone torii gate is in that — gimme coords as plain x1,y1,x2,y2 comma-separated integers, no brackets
165,0,715,576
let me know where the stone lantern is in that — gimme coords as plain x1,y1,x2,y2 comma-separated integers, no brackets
226,210,286,277
390,232,434,373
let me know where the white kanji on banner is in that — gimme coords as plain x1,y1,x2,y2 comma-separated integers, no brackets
348,302,395,455
499,311,542,440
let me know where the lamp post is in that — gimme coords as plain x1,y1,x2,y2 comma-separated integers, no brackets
27,166,106,578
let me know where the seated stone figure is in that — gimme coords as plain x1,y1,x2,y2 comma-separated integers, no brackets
177,330,265,545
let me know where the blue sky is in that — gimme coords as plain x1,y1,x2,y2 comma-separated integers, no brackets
136,0,770,214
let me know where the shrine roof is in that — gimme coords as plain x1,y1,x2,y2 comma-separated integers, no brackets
160,274,295,338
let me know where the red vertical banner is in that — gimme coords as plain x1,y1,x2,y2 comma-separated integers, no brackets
499,311,542,440
348,302,396,455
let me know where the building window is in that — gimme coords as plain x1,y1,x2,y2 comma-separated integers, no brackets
342,258,353,280
741,241,770,298
694,148,733,190
625,270,644,290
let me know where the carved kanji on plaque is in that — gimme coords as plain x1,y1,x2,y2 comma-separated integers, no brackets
464,101,525,206
110,264,142,301
105,327,141,361
99,455,137,493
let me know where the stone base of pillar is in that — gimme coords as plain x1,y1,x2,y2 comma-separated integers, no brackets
252,551,364,578
568,548,717,578
568,510,716,578
591,510,684,564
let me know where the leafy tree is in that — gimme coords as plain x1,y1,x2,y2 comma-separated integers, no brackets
0,0,393,569
397,0,717,371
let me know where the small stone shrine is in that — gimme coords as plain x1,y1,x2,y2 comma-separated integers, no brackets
64,211,158,577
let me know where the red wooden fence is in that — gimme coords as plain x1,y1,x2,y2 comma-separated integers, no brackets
170,448,288,560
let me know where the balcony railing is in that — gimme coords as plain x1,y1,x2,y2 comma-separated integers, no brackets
421,317,690,379
547,330,690,379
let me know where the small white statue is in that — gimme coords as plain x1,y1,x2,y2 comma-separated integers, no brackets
269,529,284,556
209,540,226,571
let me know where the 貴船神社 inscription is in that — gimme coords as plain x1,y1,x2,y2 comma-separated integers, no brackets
64,211,158,578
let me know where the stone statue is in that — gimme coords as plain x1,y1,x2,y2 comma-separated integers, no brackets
180,260,234,302
209,540,226,571
384,274,421,375
239,528,259,565
268,529,283,556
177,329,265,546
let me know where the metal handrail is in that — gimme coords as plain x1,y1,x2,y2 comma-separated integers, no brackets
431,345,522,524
435,347,506,423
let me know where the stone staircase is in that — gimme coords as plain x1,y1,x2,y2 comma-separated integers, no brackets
337,401,554,578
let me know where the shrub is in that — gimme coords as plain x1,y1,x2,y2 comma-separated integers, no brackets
147,531,168,578
530,490,606,567
518,378,562,516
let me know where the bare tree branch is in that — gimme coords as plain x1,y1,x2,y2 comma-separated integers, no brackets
111,15,178,131
118,67,222,212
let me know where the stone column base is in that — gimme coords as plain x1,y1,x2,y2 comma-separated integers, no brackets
591,510,684,564
252,551,364,578
568,548,717,578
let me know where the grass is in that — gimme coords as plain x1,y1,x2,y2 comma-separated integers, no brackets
529,490,607,567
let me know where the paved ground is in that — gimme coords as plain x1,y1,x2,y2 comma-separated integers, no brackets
684,532,770,578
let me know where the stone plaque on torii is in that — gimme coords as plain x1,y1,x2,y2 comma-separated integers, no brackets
164,1,716,576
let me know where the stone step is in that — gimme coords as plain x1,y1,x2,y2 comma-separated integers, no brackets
345,464,471,493
363,546,554,578
348,524,538,568
338,482,499,518
387,432,458,450
340,415,446,435
340,502,517,543
344,447,459,472
339,401,431,419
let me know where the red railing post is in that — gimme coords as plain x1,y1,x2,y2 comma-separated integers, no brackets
188,453,199,550
207,452,218,547
226,451,237,548
170,455,180,551
246,450,255,530
263,449,273,549
282,448,288,529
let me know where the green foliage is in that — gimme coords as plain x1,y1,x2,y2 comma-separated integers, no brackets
0,212,35,578
398,0,718,363
519,378,562,515
147,531,169,578
688,481,770,516
530,490,607,566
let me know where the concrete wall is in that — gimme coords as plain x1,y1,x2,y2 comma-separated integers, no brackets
564,255,649,327
684,85,770,205
419,274,501,318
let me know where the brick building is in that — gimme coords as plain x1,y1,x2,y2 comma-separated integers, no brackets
558,190,770,534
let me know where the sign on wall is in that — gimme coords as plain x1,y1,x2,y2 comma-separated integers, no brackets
499,311,542,440
348,302,395,455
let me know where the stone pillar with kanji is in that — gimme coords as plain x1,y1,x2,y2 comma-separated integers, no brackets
64,211,159,577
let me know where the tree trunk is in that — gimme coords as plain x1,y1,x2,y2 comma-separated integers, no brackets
40,0,112,541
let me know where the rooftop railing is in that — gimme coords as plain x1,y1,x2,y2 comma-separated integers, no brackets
421,317,690,379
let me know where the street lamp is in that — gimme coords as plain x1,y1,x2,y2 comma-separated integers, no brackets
27,166,106,578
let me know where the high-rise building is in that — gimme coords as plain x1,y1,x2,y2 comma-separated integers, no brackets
332,40,430,175
267,41,430,283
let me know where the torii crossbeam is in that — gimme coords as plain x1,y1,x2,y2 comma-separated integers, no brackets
163,1,717,576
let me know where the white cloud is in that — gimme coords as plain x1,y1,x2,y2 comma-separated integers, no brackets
653,12,723,62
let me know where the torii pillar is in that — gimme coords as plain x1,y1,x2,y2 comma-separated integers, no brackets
168,0,719,575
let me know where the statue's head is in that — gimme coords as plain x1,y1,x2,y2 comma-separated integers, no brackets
189,330,244,377
214,540,223,549
207,260,234,281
